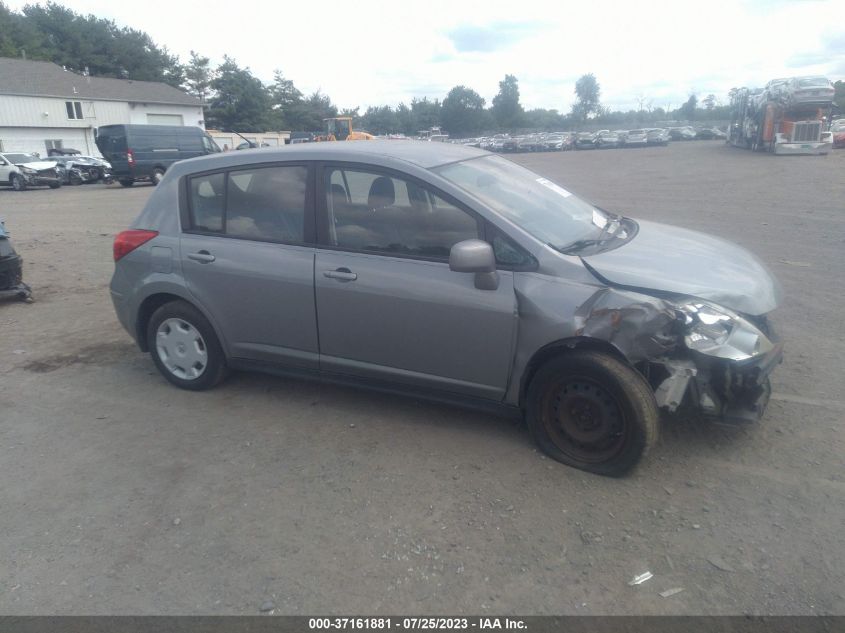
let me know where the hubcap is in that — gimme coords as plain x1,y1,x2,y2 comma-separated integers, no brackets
542,377,627,463
156,318,207,380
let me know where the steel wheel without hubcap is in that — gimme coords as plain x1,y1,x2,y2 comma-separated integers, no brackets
541,377,627,465
156,318,208,380
526,351,658,476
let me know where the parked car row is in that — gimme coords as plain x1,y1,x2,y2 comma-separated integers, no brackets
1,125,224,192
0,150,113,191
447,126,726,153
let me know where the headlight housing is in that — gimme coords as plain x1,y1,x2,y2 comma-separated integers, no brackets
677,302,773,361
19,166,36,174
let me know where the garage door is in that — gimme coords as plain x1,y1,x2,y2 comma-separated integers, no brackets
146,114,184,126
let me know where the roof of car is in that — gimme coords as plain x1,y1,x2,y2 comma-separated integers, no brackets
173,140,489,174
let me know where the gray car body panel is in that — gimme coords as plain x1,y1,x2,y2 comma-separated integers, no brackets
112,140,782,417
581,219,782,315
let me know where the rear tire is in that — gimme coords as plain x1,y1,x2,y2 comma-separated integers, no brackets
119,179,134,187
525,351,659,477
147,300,228,391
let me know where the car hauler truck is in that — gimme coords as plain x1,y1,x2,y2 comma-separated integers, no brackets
728,76,834,155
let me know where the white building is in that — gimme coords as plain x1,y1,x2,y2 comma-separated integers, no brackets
0,57,204,157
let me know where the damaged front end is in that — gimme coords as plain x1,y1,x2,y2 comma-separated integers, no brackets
650,305,782,424
0,220,32,302
575,289,782,425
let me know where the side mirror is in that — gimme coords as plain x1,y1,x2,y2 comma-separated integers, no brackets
449,239,499,290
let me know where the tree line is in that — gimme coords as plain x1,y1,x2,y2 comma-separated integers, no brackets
3,2,838,137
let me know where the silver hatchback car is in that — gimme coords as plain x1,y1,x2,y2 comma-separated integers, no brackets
110,142,782,476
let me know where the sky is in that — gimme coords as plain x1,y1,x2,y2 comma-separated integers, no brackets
6,0,845,112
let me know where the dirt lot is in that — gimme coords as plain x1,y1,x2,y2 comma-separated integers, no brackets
1,142,844,615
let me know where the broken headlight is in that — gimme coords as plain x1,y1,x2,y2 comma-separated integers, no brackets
19,166,37,175
677,302,773,361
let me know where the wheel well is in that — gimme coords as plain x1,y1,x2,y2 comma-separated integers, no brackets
518,337,629,408
135,293,184,351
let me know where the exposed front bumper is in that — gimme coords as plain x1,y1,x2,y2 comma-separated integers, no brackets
21,171,61,186
773,141,831,155
654,327,783,424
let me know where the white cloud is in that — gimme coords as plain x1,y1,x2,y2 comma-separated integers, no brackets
6,0,844,111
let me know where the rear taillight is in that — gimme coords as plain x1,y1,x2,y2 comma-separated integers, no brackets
126,149,135,166
113,230,158,261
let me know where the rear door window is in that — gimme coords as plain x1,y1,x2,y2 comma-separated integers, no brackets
187,165,308,244
226,166,307,242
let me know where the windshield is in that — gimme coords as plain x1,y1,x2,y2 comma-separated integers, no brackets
434,155,607,249
3,153,40,163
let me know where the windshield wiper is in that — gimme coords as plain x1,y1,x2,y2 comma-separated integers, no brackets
556,214,624,253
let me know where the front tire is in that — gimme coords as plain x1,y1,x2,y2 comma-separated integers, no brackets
147,300,228,391
525,351,658,477
49,182,61,189
10,174,26,191
119,179,134,187
151,168,165,185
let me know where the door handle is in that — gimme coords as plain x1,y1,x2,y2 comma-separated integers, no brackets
188,250,215,263
323,267,357,282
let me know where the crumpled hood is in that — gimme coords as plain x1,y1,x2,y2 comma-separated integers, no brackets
581,219,782,315
15,160,57,170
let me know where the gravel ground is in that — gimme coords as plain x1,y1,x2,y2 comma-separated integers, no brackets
1,141,844,615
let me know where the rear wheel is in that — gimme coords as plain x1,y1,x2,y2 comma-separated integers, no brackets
526,351,658,477
147,300,228,391
48,182,61,189
119,179,134,187
10,174,26,191
69,172,83,186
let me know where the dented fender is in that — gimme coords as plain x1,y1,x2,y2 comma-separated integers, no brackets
505,272,681,405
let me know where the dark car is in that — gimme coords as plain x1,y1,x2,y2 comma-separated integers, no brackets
0,218,31,302
574,132,597,149
695,127,725,141
668,127,696,141
96,124,221,188
110,142,782,476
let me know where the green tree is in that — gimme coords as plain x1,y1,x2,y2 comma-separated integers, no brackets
267,70,310,130
19,2,183,86
361,105,398,134
183,50,213,103
703,94,716,111
833,80,845,113
410,97,442,133
206,56,270,132
441,86,485,137
491,74,524,130
295,91,338,132
679,93,698,121
523,108,567,130
573,73,601,123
